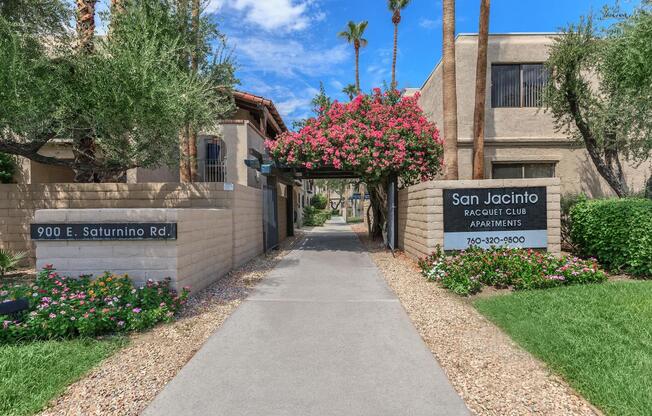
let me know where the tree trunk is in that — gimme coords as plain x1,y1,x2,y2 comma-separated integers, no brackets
442,0,459,180
177,0,191,183
76,0,96,53
188,0,200,182
472,0,490,179
368,178,389,240
73,1,97,182
391,18,399,90
355,45,361,93
564,78,629,197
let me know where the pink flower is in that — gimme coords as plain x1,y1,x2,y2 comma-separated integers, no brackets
49,313,57,319
132,308,142,314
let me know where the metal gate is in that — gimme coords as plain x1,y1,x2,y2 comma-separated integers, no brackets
263,177,279,251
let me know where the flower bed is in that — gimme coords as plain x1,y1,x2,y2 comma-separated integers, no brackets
1,266,188,343
419,247,607,296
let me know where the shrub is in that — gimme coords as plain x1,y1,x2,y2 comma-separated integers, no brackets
303,206,330,226
571,198,652,276
0,250,27,277
560,193,586,252
0,153,16,184
0,266,188,343
346,216,363,224
419,246,606,296
310,194,328,210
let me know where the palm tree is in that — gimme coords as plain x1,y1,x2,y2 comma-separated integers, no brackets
343,84,358,100
188,0,200,181
338,21,369,93
76,0,96,53
388,0,411,90
472,0,490,179
177,0,191,182
442,0,458,180
73,0,97,182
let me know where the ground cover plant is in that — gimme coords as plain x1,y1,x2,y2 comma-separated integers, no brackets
571,198,652,277
0,266,188,343
0,337,124,416
419,246,606,296
475,281,652,416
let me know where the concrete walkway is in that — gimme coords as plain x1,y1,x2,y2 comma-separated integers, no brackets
144,219,469,416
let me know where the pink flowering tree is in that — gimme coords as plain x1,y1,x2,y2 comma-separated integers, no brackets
266,89,444,238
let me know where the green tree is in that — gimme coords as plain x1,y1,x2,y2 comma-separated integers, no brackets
544,4,652,196
0,153,16,183
311,81,332,115
338,20,368,93
342,84,358,100
388,0,411,90
0,0,236,182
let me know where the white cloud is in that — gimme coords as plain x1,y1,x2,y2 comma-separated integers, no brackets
234,37,349,78
209,0,315,31
204,0,226,14
419,18,442,29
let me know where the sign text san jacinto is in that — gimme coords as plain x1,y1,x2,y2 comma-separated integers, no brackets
443,187,547,250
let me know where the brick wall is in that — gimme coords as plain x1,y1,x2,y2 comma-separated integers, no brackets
398,178,561,259
35,209,233,292
0,183,264,267
231,185,264,267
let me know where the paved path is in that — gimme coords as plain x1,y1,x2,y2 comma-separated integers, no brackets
144,219,469,416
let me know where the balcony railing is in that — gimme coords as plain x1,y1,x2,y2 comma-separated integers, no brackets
197,159,226,183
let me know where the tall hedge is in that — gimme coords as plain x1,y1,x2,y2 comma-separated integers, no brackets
571,199,652,276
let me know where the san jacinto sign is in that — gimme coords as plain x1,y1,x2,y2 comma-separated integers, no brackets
443,187,547,250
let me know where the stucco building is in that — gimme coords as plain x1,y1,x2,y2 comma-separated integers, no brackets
416,33,651,197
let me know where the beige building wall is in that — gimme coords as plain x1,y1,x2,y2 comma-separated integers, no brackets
419,33,651,197
0,183,264,268
35,208,233,292
398,178,561,259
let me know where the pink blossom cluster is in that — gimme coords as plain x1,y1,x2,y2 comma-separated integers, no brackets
266,89,444,185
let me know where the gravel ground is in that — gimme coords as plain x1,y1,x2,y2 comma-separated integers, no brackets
352,224,601,416
39,233,302,416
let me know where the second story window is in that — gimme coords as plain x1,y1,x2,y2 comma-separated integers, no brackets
491,64,548,108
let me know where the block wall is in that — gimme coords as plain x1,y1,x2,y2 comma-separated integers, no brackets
35,209,233,292
398,178,561,259
0,183,264,267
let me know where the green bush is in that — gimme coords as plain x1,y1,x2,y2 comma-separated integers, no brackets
303,206,330,226
419,246,606,296
0,250,28,277
346,216,363,224
571,198,652,276
0,266,188,343
560,193,586,252
310,194,328,210
0,153,16,184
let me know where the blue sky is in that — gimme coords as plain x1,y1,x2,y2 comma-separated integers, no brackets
98,0,638,126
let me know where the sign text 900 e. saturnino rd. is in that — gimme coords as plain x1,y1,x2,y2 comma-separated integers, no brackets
443,187,547,250
30,223,177,241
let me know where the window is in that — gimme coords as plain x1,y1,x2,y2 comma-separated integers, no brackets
206,142,221,161
491,64,548,108
492,162,556,179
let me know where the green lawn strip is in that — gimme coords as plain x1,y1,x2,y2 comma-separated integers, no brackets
474,281,652,416
0,337,126,416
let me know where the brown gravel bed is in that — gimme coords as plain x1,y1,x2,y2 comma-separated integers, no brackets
39,233,302,416
352,225,601,416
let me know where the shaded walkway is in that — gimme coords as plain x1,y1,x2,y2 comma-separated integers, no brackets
143,219,469,416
